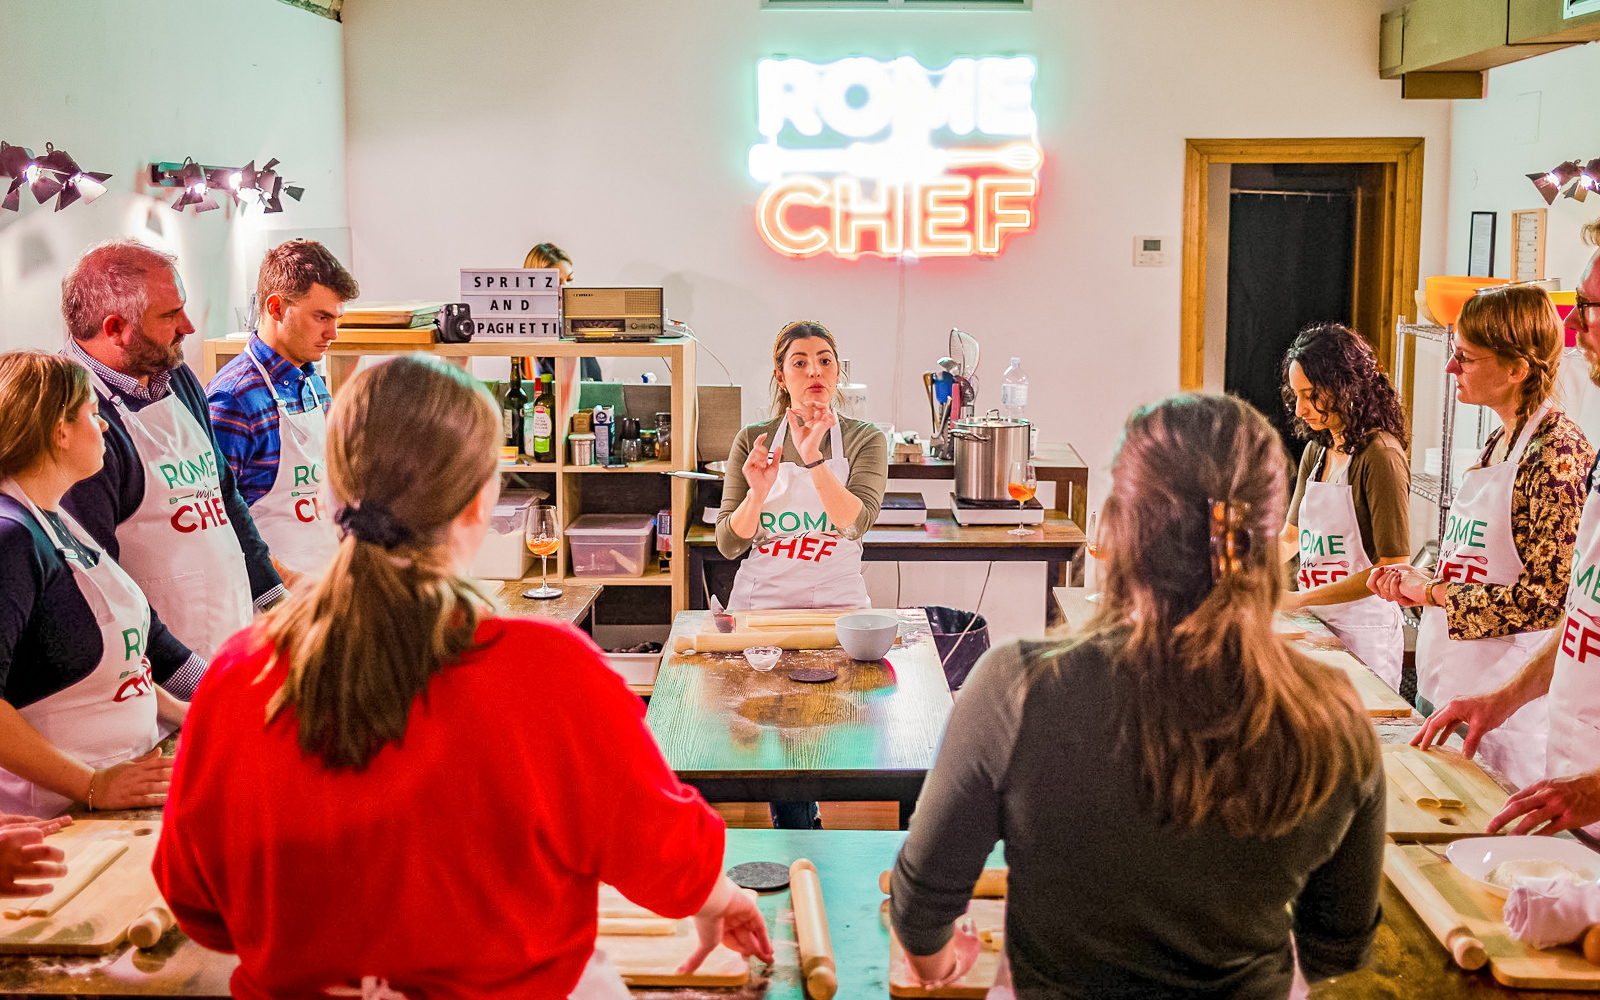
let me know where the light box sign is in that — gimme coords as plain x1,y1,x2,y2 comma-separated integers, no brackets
1567,0,1600,17
749,56,1041,259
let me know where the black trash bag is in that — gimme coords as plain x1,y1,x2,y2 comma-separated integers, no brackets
922,605,990,691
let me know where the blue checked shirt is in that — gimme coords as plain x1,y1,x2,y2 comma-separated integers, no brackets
206,334,332,507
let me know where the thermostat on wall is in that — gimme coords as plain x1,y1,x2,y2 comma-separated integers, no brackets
1133,236,1169,267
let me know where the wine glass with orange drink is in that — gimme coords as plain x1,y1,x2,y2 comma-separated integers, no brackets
522,504,563,600
1007,460,1037,536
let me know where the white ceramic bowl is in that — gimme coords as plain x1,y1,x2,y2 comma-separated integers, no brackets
835,613,899,661
1445,836,1600,898
743,646,782,672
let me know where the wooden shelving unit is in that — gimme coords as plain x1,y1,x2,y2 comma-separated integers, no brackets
202,336,699,612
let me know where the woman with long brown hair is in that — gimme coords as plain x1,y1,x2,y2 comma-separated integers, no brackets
154,355,770,999
891,394,1383,997
1371,283,1591,789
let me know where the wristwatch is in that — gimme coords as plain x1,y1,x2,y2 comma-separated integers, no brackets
1425,580,1443,607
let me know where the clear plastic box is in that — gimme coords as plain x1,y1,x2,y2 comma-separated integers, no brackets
566,513,657,577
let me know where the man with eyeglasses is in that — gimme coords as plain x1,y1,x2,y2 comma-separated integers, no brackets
1416,218,1600,835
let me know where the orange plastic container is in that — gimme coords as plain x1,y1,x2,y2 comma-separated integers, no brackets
1424,276,1511,326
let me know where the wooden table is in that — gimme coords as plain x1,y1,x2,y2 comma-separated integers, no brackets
688,511,1086,620
645,610,953,828
491,579,602,629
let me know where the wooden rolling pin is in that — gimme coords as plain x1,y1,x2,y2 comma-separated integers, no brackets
790,860,836,1000
1383,844,1487,970
673,629,837,653
127,901,174,949
878,868,1008,899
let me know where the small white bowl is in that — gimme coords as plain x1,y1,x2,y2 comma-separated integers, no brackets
743,646,782,672
835,613,899,661
1445,836,1600,898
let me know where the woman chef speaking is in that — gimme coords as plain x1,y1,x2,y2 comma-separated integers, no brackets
718,321,887,612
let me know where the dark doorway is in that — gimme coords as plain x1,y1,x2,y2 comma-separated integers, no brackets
1224,163,1359,466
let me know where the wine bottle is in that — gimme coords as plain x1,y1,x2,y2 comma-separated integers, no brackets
505,359,528,454
532,373,556,463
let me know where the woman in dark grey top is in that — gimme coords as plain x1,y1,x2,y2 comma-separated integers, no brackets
891,394,1384,999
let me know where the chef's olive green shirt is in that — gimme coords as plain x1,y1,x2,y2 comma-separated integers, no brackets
716,415,888,559
1287,432,1411,564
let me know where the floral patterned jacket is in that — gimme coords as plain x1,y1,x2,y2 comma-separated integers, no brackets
1443,410,1594,640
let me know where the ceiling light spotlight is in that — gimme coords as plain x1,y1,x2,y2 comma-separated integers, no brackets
0,143,36,213
148,156,298,213
1529,160,1583,205
38,146,112,211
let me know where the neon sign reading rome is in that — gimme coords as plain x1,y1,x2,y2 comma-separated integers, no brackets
749,56,1041,259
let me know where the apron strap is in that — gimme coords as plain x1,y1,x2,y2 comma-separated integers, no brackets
0,479,101,564
245,346,290,409
1505,401,1554,467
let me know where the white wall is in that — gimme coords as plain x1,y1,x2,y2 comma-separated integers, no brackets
1443,43,1600,448
0,0,348,362
342,0,1453,511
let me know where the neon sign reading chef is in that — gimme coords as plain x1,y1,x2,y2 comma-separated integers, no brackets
750,56,1041,259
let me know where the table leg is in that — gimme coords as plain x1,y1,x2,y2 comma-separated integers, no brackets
689,547,708,610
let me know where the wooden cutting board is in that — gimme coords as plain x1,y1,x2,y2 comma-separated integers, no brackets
1390,843,1600,990
886,898,1006,998
1384,744,1510,843
1301,648,1413,718
0,818,163,954
593,885,748,987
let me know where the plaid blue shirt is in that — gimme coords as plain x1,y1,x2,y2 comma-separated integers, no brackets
206,335,332,507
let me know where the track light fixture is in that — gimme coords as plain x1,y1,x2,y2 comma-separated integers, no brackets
1527,158,1600,205
0,141,113,213
147,157,304,214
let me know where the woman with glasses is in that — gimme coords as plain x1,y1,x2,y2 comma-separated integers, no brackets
1371,284,1592,788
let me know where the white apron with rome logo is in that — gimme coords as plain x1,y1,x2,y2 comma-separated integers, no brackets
1296,447,1405,691
726,419,871,611
86,370,253,662
1546,476,1600,835
1415,403,1554,790
0,482,160,818
244,351,338,576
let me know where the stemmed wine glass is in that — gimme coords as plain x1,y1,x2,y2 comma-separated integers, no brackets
522,504,563,600
1085,511,1105,602
1007,460,1037,536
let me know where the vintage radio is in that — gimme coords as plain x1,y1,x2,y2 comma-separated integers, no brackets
561,286,663,342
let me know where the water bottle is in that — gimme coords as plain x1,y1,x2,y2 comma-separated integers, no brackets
999,357,1029,420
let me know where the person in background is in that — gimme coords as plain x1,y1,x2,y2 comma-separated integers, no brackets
0,352,183,817
207,240,359,585
1414,221,1600,836
892,394,1383,997
523,242,599,381
1276,323,1411,692
155,355,770,999
59,239,282,697
1370,283,1591,789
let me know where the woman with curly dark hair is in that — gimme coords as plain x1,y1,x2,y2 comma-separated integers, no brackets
1276,323,1411,691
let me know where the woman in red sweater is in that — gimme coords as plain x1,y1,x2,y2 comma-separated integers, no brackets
154,355,770,999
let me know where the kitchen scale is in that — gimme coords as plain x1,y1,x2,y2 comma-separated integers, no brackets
951,496,1044,526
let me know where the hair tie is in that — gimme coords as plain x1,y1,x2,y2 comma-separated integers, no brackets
1209,499,1252,582
336,502,412,549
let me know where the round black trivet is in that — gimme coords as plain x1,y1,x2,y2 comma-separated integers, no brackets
789,667,839,683
727,861,791,892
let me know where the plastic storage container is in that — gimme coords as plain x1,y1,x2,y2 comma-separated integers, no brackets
469,495,534,580
566,513,657,577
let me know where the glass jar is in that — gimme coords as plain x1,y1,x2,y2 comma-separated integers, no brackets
639,429,658,460
654,412,672,464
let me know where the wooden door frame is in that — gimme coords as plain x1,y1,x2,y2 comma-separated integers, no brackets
1179,138,1425,391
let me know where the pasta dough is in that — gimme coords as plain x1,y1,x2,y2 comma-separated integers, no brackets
3,840,128,919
